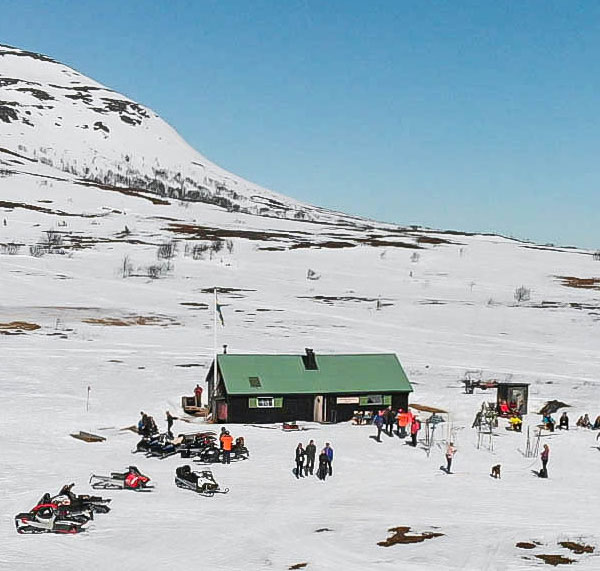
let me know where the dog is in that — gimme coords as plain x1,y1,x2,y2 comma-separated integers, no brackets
491,464,501,479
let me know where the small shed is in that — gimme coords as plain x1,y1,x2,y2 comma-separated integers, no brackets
496,382,529,415
206,349,413,424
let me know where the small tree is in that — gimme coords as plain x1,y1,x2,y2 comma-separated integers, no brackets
121,255,133,278
514,285,531,303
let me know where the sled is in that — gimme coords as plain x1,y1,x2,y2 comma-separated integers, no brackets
70,431,106,443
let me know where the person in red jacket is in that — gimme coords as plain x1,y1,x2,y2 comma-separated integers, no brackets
194,384,203,407
410,417,421,447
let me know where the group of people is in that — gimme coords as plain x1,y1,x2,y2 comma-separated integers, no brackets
294,441,334,481
372,407,421,446
575,413,600,430
137,412,158,437
138,411,180,439
542,411,600,432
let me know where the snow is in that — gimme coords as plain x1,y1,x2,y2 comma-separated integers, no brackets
1,44,600,570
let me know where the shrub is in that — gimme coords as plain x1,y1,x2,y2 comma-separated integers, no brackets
514,285,531,303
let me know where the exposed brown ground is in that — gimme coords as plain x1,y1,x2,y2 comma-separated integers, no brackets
378,526,444,547
516,542,538,549
556,276,600,290
82,315,178,326
0,321,41,333
535,554,575,566
558,542,594,555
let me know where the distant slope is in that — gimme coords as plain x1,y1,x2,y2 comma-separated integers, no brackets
0,43,362,224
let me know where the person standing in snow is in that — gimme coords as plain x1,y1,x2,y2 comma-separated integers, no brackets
410,417,421,447
305,440,316,476
221,431,233,464
445,442,456,473
295,443,305,478
374,412,384,442
166,410,176,438
540,444,550,478
324,442,334,476
384,406,395,436
317,449,330,481
397,409,409,437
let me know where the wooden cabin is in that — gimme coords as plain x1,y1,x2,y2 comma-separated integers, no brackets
206,349,413,424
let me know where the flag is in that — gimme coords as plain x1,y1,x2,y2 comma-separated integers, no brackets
216,300,225,326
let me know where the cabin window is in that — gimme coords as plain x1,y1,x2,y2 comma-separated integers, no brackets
359,395,392,406
248,397,283,408
249,376,262,388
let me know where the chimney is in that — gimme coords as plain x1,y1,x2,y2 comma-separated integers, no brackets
302,348,318,370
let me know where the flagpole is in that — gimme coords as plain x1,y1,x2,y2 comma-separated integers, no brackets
213,286,218,415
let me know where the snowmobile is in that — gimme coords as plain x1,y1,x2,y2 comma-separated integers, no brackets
174,465,229,496
180,432,218,458
232,436,250,461
192,444,222,464
134,434,178,459
49,484,112,515
90,466,153,491
15,502,89,534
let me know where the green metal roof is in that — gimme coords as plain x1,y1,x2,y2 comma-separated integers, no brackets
216,353,413,396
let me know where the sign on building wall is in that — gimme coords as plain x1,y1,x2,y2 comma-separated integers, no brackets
336,396,360,404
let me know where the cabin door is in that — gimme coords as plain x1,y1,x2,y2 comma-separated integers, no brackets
313,395,325,422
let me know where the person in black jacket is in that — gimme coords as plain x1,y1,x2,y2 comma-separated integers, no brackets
384,406,395,436
295,443,305,478
304,440,316,475
166,411,177,438
317,449,330,481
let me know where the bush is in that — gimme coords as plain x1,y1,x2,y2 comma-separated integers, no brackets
157,241,177,260
514,285,531,303
120,255,133,278
1,243,21,255
147,264,167,279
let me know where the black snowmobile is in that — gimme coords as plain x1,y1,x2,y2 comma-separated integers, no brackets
134,433,178,459
90,466,153,491
174,465,229,496
49,484,112,515
15,501,89,534
192,444,222,464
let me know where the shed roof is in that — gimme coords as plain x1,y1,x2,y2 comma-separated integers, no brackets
216,353,413,396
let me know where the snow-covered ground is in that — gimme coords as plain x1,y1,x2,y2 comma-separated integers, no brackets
1,43,600,571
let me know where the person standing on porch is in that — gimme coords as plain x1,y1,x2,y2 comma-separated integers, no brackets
194,384,203,407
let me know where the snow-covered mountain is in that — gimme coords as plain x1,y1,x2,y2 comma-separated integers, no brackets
0,43,360,223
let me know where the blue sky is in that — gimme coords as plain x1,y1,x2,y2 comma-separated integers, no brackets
2,1,599,247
